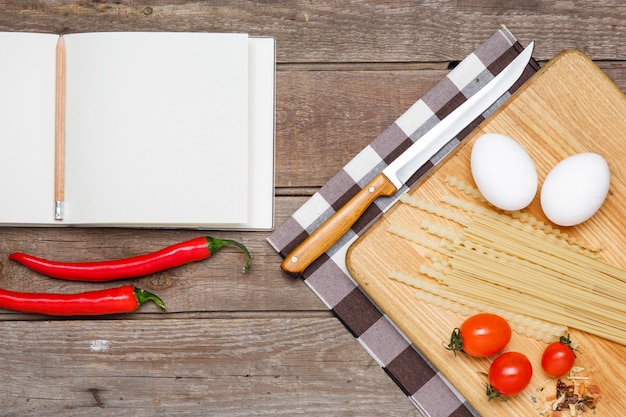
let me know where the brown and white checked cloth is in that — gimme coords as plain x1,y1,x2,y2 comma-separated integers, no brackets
268,26,541,417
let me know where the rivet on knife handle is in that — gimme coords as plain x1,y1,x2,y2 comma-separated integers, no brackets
281,172,397,275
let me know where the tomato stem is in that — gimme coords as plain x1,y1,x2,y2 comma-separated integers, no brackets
445,327,464,355
484,383,508,402
560,333,578,355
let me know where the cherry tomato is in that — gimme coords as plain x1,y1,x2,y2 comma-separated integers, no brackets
487,352,533,399
541,335,576,377
446,313,511,357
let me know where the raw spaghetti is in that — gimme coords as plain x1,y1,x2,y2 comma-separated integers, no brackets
390,193,626,346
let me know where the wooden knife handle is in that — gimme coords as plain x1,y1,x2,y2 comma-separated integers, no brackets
281,172,398,276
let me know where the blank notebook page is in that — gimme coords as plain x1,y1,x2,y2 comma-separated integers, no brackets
63,32,250,226
0,33,57,224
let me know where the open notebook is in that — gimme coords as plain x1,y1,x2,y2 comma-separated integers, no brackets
0,32,275,230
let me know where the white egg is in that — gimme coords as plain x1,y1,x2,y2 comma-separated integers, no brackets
540,153,610,226
470,133,538,211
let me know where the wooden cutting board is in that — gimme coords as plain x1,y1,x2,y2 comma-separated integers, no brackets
347,50,626,416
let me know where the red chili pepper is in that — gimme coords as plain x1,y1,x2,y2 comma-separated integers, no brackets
9,236,251,282
0,285,165,316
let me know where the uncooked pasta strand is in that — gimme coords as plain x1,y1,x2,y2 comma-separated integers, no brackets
451,237,626,308
438,239,626,328
388,223,452,256
390,271,568,343
388,192,626,345
399,193,470,225
442,177,602,253
437,264,625,344
446,248,626,324
464,215,626,290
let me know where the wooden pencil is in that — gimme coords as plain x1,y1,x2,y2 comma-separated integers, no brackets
54,34,65,220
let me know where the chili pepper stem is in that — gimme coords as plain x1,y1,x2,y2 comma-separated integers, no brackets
205,237,252,273
134,287,166,312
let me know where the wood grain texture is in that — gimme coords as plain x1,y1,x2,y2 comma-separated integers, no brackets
347,51,626,416
0,318,422,416
1,1,626,62
278,65,626,188
0,1,625,415
276,69,444,187
0,198,324,316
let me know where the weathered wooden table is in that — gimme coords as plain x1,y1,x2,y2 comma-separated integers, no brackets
1,2,624,416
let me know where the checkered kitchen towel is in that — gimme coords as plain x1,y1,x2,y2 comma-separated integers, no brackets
268,26,540,417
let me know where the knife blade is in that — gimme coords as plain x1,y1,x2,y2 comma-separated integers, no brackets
281,42,534,276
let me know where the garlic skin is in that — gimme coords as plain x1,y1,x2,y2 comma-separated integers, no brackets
540,152,610,227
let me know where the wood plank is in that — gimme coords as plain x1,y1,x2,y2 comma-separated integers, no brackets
0,3,626,187
0,63,623,195
347,50,626,416
0,2,624,416
0,317,422,416
0,1,625,62
276,69,444,187
0,197,321,318
276,66,626,188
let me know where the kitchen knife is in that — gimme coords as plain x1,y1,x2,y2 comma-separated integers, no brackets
281,42,534,275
